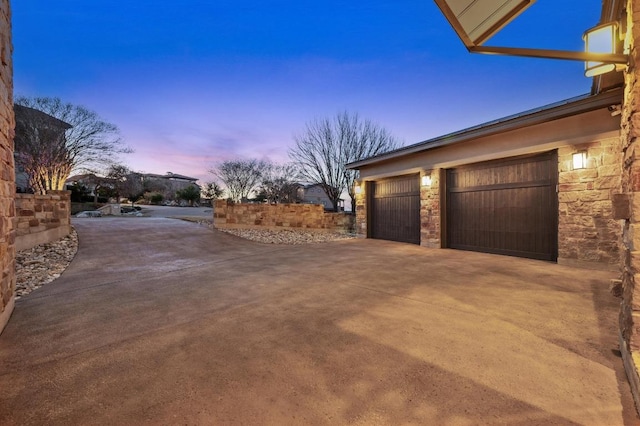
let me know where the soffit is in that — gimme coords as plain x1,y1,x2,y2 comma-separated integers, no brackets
433,0,536,47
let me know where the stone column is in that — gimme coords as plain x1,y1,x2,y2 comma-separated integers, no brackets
0,0,14,335
619,0,640,411
354,180,367,237
420,169,441,248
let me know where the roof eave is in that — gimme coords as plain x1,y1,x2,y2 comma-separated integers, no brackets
347,88,623,170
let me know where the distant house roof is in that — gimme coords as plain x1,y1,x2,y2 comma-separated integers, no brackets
66,174,96,183
14,104,72,130
142,172,198,182
347,88,623,170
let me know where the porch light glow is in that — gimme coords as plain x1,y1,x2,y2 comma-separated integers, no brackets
421,175,432,187
584,23,619,77
572,151,587,170
354,184,362,195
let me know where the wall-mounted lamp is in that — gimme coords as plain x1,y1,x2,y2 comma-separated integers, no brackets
421,175,432,187
584,23,622,77
572,151,587,170
433,0,629,79
354,184,362,195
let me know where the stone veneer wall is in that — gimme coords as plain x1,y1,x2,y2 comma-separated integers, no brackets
420,169,441,248
214,200,355,232
14,191,71,251
354,182,367,237
620,0,640,414
0,0,13,335
557,139,622,270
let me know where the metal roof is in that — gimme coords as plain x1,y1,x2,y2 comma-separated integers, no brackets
347,88,623,170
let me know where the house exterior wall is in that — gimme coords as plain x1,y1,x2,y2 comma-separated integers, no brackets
213,200,354,232
14,191,71,251
0,0,14,335
356,108,620,180
620,0,640,412
557,138,622,270
355,106,622,270
301,185,336,210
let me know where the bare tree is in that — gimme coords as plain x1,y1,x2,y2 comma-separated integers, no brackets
106,164,144,206
14,105,73,193
289,111,399,212
201,182,225,201
289,117,345,211
209,159,268,202
343,116,400,212
14,96,131,192
259,163,301,203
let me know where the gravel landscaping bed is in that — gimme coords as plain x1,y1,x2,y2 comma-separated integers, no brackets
182,218,357,244
219,228,356,244
15,229,78,299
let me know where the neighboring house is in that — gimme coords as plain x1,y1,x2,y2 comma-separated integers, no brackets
141,172,200,200
14,162,29,193
348,87,623,271
65,173,111,197
297,183,344,211
13,104,72,193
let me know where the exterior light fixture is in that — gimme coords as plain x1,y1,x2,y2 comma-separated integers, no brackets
572,151,587,170
354,184,362,195
433,0,628,77
421,175,432,187
584,23,620,77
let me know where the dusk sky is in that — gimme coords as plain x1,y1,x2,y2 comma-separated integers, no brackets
13,1,603,183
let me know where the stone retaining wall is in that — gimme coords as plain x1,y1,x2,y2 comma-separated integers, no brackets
15,191,71,251
0,0,13,335
214,200,354,231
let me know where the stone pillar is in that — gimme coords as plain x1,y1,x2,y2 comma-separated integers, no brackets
213,199,229,228
620,0,640,412
0,0,14,335
420,169,441,248
354,181,367,237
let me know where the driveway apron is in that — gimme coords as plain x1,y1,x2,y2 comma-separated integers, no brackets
0,217,637,425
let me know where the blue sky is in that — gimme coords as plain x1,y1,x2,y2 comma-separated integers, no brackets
13,1,603,182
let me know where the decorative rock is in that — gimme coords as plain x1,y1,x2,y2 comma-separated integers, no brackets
219,228,356,245
76,211,102,218
15,229,78,299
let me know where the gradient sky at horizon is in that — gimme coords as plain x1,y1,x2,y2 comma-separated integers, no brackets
12,1,604,183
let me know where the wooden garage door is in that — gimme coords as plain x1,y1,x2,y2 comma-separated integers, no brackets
370,174,420,245
446,152,558,260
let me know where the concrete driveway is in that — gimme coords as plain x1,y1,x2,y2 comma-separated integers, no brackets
0,217,637,425
137,204,213,218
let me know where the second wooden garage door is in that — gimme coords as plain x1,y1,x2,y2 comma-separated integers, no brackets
446,152,558,261
370,174,420,245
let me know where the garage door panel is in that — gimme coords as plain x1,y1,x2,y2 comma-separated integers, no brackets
370,174,420,245
447,152,558,261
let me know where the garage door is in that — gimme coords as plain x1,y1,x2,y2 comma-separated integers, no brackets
370,174,420,244
446,152,558,260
